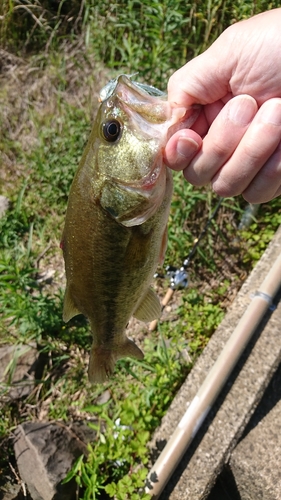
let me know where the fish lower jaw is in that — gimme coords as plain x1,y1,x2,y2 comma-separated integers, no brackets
88,338,144,384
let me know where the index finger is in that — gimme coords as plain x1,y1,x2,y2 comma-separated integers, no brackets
167,45,231,107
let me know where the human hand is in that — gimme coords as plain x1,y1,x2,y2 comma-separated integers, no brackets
165,9,281,203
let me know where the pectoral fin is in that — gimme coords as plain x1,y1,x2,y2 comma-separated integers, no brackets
133,287,161,322
63,287,81,322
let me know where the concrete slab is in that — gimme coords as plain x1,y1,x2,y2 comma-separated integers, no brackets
209,359,281,500
229,378,281,499
150,225,281,500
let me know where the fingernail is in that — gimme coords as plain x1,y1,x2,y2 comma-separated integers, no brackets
259,99,281,125
177,137,199,159
228,96,257,126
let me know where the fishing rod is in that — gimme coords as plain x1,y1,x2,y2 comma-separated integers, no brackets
146,205,278,500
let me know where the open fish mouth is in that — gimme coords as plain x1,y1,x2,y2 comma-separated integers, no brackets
101,74,201,132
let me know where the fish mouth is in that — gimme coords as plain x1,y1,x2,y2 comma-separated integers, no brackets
100,155,167,227
114,75,201,141
115,75,171,130
102,75,169,123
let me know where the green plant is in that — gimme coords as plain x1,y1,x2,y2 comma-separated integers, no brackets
0,0,84,52
1,2,281,498
64,412,151,500
2,0,281,81
62,336,189,498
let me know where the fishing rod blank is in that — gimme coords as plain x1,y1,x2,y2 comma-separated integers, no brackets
146,251,281,499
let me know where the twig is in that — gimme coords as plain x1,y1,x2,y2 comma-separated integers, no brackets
9,461,27,497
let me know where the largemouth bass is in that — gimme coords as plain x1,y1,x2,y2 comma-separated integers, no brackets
61,75,198,383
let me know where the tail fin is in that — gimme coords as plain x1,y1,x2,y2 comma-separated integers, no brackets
88,337,144,384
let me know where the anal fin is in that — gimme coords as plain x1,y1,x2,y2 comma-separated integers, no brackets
133,287,161,322
63,286,81,322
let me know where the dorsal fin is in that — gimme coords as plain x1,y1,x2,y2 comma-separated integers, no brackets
63,287,81,322
133,287,161,322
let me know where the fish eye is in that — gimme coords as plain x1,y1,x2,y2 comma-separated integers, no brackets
102,119,122,143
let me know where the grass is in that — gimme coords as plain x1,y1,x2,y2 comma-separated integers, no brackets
1,1,281,498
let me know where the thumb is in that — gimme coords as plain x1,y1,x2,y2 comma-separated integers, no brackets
168,36,232,107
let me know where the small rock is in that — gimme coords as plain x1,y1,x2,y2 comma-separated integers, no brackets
14,421,89,500
36,269,55,284
0,482,22,500
95,389,111,405
0,195,10,218
180,348,192,364
0,460,32,500
69,420,98,444
0,343,40,400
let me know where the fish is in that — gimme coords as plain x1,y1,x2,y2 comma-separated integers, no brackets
61,75,198,383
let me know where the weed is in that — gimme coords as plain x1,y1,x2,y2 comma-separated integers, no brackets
2,1,281,83
62,337,189,498
1,2,281,499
